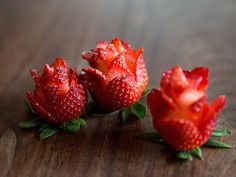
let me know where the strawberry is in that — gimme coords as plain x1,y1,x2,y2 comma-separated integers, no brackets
26,58,87,124
147,66,227,151
79,38,148,112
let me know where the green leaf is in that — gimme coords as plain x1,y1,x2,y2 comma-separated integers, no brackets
38,122,50,132
204,138,231,148
120,107,131,122
212,129,231,137
141,88,151,97
60,122,80,133
60,119,86,133
77,118,87,127
24,101,36,115
19,118,41,129
137,131,161,143
40,127,59,140
131,102,146,120
190,147,203,160
177,151,193,161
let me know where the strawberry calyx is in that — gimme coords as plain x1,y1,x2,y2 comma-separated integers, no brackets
119,102,146,122
118,87,150,122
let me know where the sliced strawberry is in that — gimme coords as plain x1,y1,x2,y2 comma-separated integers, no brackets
27,58,87,124
80,38,148,112
147,66,227,151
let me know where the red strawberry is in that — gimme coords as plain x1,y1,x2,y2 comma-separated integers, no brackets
147,66,227,151
79,38,148,112
27,58,87,124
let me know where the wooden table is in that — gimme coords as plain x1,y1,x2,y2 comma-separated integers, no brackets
0,0,235,176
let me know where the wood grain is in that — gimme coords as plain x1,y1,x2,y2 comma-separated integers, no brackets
0,129,16,177
0,0,236,177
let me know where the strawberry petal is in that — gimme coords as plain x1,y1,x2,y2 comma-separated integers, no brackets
135,53,148,89
169,66,189,95
209,95,227,113
69,69,79,87
52,58,68,68
200,95,227,131
112,38,125,53
185,67,208,91
96,41,109,50
43,64,53,80
107,53,132,80
148,89,167,120
27,92,55,122
148,89,175,128
81,50,96,61
30,69,42,86
160,66,189,98
79,68,107,96
30,69,40,80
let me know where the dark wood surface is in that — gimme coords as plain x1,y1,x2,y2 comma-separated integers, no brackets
0,0,236,176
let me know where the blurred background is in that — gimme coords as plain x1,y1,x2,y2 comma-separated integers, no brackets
1,0,236,83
